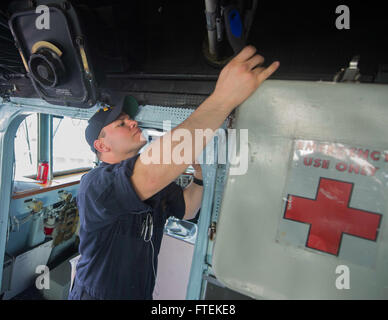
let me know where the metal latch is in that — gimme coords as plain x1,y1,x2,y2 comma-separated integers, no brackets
208,221,217,241
333,55,361,82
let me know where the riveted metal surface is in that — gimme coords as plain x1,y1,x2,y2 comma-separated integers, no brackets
135,105,195,129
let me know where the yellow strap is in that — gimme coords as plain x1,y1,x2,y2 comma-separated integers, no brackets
31,41,63,56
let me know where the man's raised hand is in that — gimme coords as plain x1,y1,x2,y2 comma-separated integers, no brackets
210,45,279,111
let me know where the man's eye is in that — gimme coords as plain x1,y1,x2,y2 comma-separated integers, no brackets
119,121,125,126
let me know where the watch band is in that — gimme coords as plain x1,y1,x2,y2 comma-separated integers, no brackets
193,177,203,186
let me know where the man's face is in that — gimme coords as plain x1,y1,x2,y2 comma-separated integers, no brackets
99,112,147,156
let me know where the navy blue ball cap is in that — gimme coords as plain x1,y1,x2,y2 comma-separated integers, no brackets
85,93,139,153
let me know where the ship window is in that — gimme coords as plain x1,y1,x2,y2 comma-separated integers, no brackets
52,116,96,174
13,114,38,179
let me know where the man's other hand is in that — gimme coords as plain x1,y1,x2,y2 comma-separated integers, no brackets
211,45,280,111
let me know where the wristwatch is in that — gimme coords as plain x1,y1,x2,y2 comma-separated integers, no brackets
193,177,203,186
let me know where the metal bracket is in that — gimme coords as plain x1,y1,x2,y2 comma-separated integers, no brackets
333,55,361,82
58,190,72,202
25,198,43,213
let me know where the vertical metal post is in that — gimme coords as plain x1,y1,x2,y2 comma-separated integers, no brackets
49,115,53,181
37,114,53,182
186,140,219,299
205,0,218,57
0,108,22,295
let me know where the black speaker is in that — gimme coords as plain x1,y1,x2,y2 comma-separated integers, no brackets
8,0,98,108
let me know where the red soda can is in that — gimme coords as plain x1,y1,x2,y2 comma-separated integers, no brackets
37,161,49,184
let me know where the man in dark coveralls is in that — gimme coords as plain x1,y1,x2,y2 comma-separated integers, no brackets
68,46,279,300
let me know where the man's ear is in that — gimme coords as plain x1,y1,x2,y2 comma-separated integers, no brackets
94,139,110,153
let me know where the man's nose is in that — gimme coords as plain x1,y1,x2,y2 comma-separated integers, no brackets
126,119,138,128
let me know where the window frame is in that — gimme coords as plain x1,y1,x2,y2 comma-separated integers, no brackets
13,113,97,181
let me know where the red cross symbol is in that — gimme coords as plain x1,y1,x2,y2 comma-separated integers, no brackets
284,178,382,255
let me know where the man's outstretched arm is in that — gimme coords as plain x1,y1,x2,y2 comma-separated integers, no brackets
131,46,279,201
